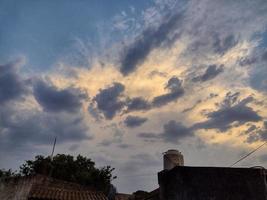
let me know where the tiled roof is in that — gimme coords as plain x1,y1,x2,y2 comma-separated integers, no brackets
29,185,107,200
115,193,132,200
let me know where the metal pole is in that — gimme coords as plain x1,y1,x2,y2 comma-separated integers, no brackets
51,137,57,159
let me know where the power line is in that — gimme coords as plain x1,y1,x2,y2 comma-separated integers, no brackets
229,141,267,167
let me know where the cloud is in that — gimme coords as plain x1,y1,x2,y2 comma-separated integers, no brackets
160,120,194,143
126,77,185,112
249,48,267,92
193,94,262,132
246,121,267,143
258,121,267,141
99,124,124,147
91,77,185,119
182,100,202,113
139,120,193,144
261,50,267,61
238,56,258,67
192,64,224,82
148,70,168,79
120,13,183,75
125,97,151,112
119,153,160,174
152,77,184,107
88,103,103,121
33,79,87,113
117,143,132,149
0,59,28,104
185,32,238,58
93,82,125,119
212,34,238,55
124,115,148,128
0,105,91,154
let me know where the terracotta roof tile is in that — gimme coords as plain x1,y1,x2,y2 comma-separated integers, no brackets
29,185,107,200
115,193,131,200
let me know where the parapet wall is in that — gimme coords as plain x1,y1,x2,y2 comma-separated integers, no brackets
158,166,267,200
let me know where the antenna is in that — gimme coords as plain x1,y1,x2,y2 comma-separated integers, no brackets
229,141,267,167
48,136,57,177
50,136,57,159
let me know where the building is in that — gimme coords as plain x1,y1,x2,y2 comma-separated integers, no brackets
0,174,107,200
1,150,267,200
138,149,267,200
158,166,267,200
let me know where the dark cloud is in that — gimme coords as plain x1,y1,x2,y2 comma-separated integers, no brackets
138,132,160,139
250,71,267,92
245,48,267,92
246,121,267,143
88,103,103,121
182,100,202,113
139,120,193,144
126,77,184,111
186,32,238,58
161,120,194,143
244,124,257,135
92,78,184,118
246,133,261,144
124,115,148,128
193,94,262,132
117,144,132,149
238,56,257,66
220,92,240,107
240,123,261,143
152,77,184,107
93,82,125,119
0,59,28,103
213,34,238,54
33,79,87,113
262,50,267,61
0,106,91,154
192,64,224,82
258,121,267,141
126,97,151,112
183,94,218,113
120,13,183,75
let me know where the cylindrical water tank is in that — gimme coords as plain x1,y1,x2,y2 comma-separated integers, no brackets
163,149,184,170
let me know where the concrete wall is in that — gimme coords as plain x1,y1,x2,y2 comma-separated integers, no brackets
158,166,267,200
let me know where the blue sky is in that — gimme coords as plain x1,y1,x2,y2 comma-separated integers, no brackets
0,0,152,69
1,0,267,193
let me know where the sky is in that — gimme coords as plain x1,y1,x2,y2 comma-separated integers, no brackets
0,0,267,193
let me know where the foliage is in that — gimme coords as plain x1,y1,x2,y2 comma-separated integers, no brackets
19,154,116,192
0,169,18,179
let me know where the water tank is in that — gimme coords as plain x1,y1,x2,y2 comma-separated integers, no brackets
163,149,184,170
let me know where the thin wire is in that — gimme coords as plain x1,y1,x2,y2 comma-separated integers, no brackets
229,141,267,167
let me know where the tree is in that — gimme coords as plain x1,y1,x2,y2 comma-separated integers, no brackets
0,169,17,179
19,154,116,193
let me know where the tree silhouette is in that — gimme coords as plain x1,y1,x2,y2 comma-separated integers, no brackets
19,154,116,193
